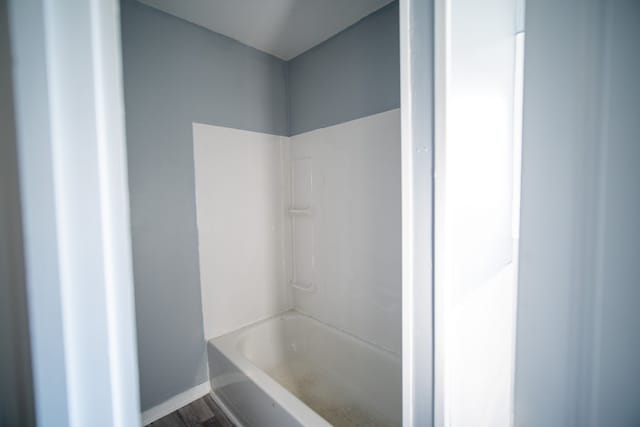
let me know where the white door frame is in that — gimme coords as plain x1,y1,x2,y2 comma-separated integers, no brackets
400,0,435,425
11,0,437,425
8,0,141,425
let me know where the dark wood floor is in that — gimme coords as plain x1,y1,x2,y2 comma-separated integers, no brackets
146,395,234,427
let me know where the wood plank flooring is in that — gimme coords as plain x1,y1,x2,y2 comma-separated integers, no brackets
146,395,234,427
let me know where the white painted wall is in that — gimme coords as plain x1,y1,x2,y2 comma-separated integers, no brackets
193,124,291,340
400,0,435,424
436,0,520,425
289,109,402,354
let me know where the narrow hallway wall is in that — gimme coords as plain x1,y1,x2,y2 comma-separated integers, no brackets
0,1,35,423
515,0,640,425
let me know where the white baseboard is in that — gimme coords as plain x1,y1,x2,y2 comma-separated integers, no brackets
209,390,244,427
141,381,210,426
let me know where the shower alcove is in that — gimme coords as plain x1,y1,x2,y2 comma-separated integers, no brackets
122,1,405,425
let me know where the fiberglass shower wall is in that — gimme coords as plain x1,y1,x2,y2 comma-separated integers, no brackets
122,0,402,412
194,2,402,354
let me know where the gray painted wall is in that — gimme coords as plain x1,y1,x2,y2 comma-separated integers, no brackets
120,0,288,411
515,0,640,425
288,1,399,136
0,1,35,424
7,0,70,425
121,0,399,411
593,3,640,423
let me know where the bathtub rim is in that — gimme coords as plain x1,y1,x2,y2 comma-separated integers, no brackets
209,311,332,427
208,309,401,427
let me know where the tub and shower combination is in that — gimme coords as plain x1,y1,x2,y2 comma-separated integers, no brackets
194,110,404,426
207,311,402,427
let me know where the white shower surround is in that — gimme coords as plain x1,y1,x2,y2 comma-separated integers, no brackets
289,109,402,354
193,108,401,354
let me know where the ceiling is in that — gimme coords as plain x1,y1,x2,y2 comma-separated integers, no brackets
138,0,395,60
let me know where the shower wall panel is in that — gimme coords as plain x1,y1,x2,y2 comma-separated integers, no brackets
289,109,402,354
193,123,291,340
192,110,401,357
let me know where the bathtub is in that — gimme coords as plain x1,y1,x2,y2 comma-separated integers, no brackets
207,311,402,427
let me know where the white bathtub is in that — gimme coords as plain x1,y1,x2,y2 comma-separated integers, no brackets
207,311,402,427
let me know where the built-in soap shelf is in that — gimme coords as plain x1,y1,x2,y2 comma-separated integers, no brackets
289,280,315,292
289,156,315,293
288,207,312,216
